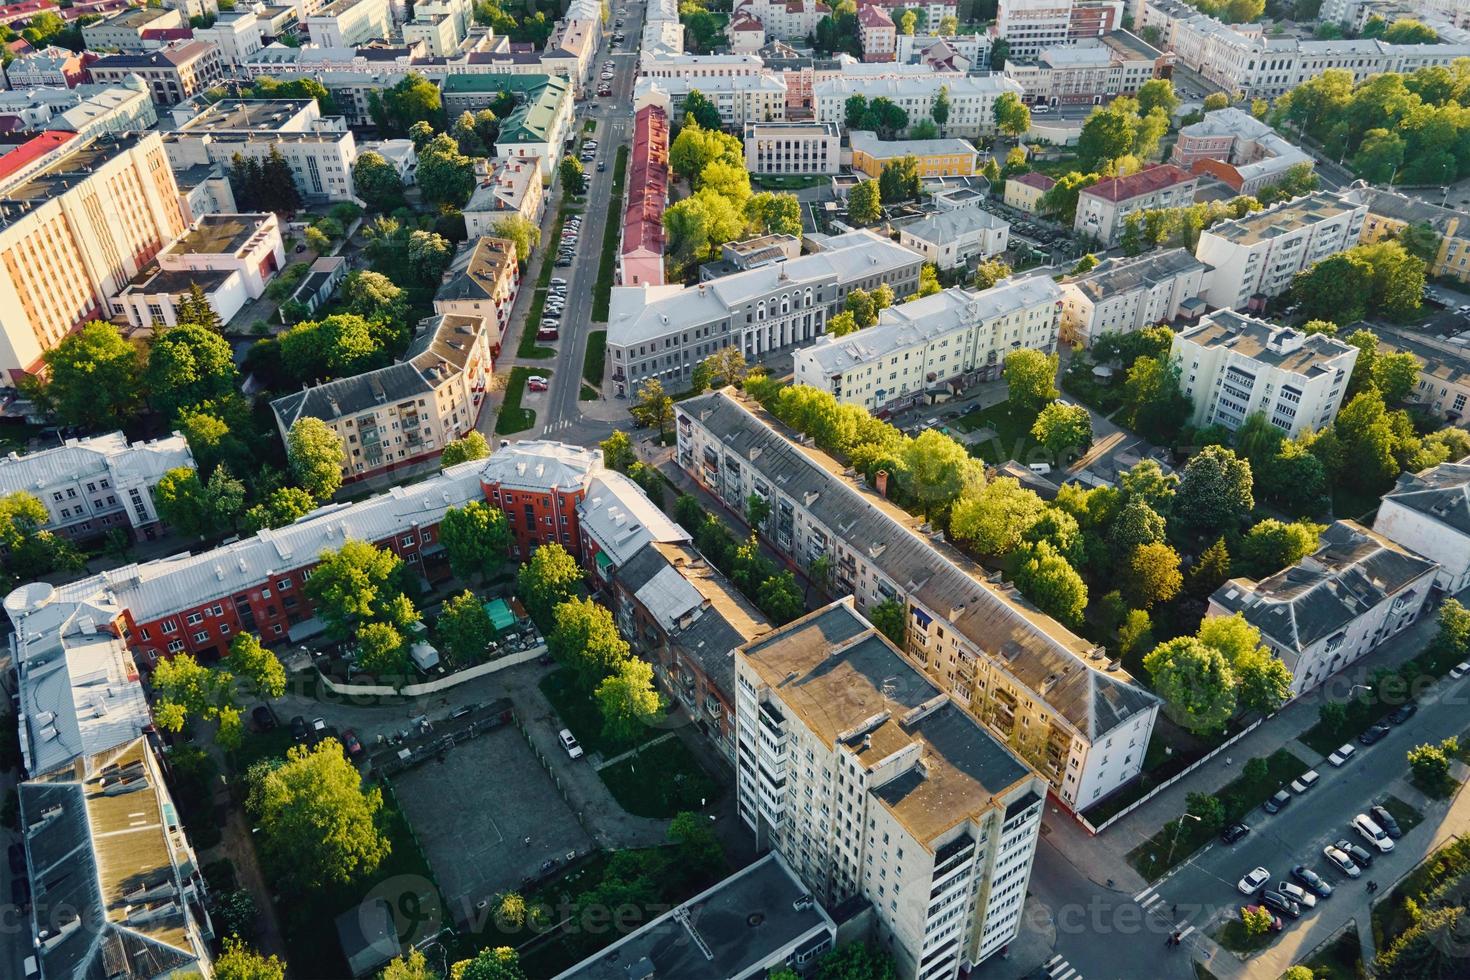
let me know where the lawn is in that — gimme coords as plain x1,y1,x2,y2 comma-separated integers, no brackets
518,208,578,359
583,329,606,387
598,737,722,818
1212,915,1278,956
580,382,600,401
751,174,827,190
538,666,657,758
1127,749,1309,880
496,366,547,436
1410,768,1461,800
1372,835,1470,949
1299,693,1401,756
591,144,629,323
1378,794,1425,836
951,399,1044,464
1298,925,1362,980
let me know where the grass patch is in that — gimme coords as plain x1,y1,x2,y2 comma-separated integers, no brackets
496,365,546,436
517,288,556,359
1213,916,1277,955
598,737,722,818
538,666,655,757
1300,697,1400,757
1378,794,1425,835
580,382,600,401
951,399,1044,464
1127,749,1308,880
582,118,597,133
1372,835,1470,949
1410,770,1461,800
583,329,606,386
1298,925,1363,980
591,144,629,323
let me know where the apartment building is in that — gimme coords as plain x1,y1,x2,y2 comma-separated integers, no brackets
477,440,599,560
1194,189,1368,310
814,74,1024,138
635,73,789,129
3,45,91,87
743,121,841,175
607,230,923,396
997,0,1125,57
896,31,993,67
637,51,766,79
1172,310,1359,437
82,5,184,52
1004,31,1169,106
1073,163,1197,246
1060,248,1210,346
849,129,980,178
1209,521,1437,695
578,472,689,590
463,156,544,237
622,103,669,288
1356,186,1470,286
164,97,359,201
306,0,392,47
404,0,474,56
432,235,520,355
731,0,830,39
1375,328,1470,423
0,131,187,381
442,74,572,176
0,431,192,542
793,277,1061,412
858,3,897,62
1375,460,1470,595
898,208,1010,270
0,78,156,141
194,10,267,67
1170,108,1314,196
677,390,1161,811
270,313,494,481
1003,171,1054,212
735,598,1047,979
87,40,225,105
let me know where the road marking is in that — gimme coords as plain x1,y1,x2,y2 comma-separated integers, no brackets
1133,886,1155,903
1177,925,1195,941
1140,893,1162,909
1044,955,1062,968
1053,967,1077,980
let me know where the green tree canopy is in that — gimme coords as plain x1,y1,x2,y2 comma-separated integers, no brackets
286,417,345,502
27,321,142,431
518,543,583,628
1144,636,1238,734
1175,446,1254,535
440,501,512,581
1003,349,1060,413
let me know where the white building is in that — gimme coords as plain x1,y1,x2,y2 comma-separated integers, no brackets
638,52,766,79
1374,460,1470,594
735,598,1047,979
193,11,266,68
1060,248,1210,346
1003,30,1167,106
634,74,788,129
1171,310,1359,437
463,156,545,234
1073,163,1197,246
813,73,1025,138
82,6,185,53
732,0,830,39
1170,108,1314,197
742,121,841,175
1209,521,1437,695
1194,189,1368,311
0,78,157,141
897,208,1010,270
677,389,1162,812
996,0,1076,58
793,277,1060,412
306,0,393,47
0,431,194,541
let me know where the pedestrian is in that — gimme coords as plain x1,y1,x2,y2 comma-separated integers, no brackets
1172,904,1178,917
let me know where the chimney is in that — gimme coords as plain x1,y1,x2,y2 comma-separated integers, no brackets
875,469,888,497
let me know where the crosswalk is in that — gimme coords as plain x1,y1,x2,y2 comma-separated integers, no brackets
1043,952,1081,980
1132,885,1196,942
541,418,574,434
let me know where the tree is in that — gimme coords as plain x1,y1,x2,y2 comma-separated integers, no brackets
407,229,452,286
517,542,582,628
1014,541,1087,628
757,571,804,624
596,656,663,742
682,89,722,130
600,431,636,472
973,258,1011,290
368,72,443,135
418,133,475,209
434,590,493,669
352,151,405,210
215,938,286,980
151,653,237,744
1135,78,1179,118
827,311,858,337
900,9,917,33
1126,541,1183,609
860,97,908,138
993,91,1030,138
286,417,345,501
1118,608,1155,659
250,740,389,890
669,122,743,181
453,947,527,980
1077,102,1139,171
254,147,302,213
0,491,82,582
869,596,907,648
668,811,725,877
938,12,958,33
950,478,1045,556
1376,905,1465,979
1352,128,1406,183
1407,740,1452,785
488,214,541,267
441,431,490,467
225,633,287,700
747,492,772,530
878,156,922,203
1175,446,1254,535
1293,252,1375,325
631,378,675,436
1190,537,1232,597
929,84,950,135
382,949,440,980
1144,637,1238,734
550,596,629,687
1003,349,1059,414
915,264,942,298
354,621,407,677
155,465,245,539
845,289,877,329
847,179,881,225
1038,171,1101,223
845,94,869,131
1373,350,1420,404
28,321,141,430
559,154,586,195
242,487,316,534
1031,401,1091,458
440,501,511,581
1203,92,1230,112
746,192,802,238
1241,904,1273,937
147,323,238,419
903,429,978,517
1239,519,1323,577
305,539,413,640
1382,17,1437,42
1232,644,1293,715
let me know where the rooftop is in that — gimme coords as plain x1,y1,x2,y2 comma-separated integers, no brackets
0,431,191,504
848,128,979,161
813,72,1022,99
900,206,1008,243
1065,247,1210,302
1081,163,1195,203
435,236,517,303
1201,189,1364,246
1381,459,1470,538
167,212,274,256
577,471,690,568
1355,185,1466,236
173,98,314,132
1009,171,1055,191
1176,309,1358,379
478,440,600,494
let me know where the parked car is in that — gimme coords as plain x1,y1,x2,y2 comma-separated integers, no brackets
1290,769,1320,793
342,729,363,758
1387,702,1418,724
251,705,278,732
1358,723,1391,746
598,161,607,171
1451,662,1470,679
537,328,560,341
1323,845,1360,878
1353,814,1395,852
1237,866,1271,895
1370,804,1403,839
1262,789,1292,814
1327,743,1357,766
1335,838,1374,867
550,278,568,287
1277,881,1317,909
1220,821,1251,845
527,376,549,392
1261,889,1302,919
290,715,309,741
559,728,583,758
1243,905,1283,932
1291,865,1333,897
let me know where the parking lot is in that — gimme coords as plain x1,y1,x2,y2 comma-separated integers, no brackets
391,726,594,925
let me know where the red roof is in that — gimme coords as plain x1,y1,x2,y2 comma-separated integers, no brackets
1083,163,1194,203
622,105,669,275
0,130,74,184
730,11,762,30
858,3,893,27
1011,171,1056,191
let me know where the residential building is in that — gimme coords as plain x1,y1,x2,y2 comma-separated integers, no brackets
793,277,1061,411
814,74,1024,137
87,40,225,105
1171,310,1359,437
1375,460,1470,594
164,96,359,201
0,431,192,541
3,45,91,87
677,389,1161,811
270,313,494,481
996,0,1076,57
699,233,804,280
306,0,392,47
82,5,184,52
0,77,156,140
610,540,770,757
463,156,545,236
1073,163,1197,246
1004,31,1169,106
731,0,831,40
1060,248,1210,346
895,31,993,68
1356,186,1470,285
554,854,834,980
441,74,572,176
742,121,840,175
288,253,347,319
269,69,404,126
733,598,1048,978
1193,189,1368,311
858,3,897,61
1069,0,1126,39
432,235,521,355
897,208,1010,270
622,103,669,288
607,229,923,396
1170,108,1314,196
634,73,788,129
1209,521,1437,695
194,10,267,67
477,440,599,559
112,211,285,329
0,131,187,381
849,129,980,178
577,472,689,591
1375,328,1470,422
1004,170,1055,212
404,0,474,57
866,0,959,27
637,51,766,79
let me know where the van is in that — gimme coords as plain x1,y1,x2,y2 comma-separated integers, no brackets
1032,104,1052,114
1327,744,1357,767
1289,769,1320,793
24,956,39,980
1353,813,1395,852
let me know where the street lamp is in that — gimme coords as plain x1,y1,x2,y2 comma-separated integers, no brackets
1349,683,1373,699
1164,812,1201,871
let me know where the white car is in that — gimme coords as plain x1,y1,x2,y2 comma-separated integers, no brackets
1277,881,1317,909
1451,662,1470,679
1237,866,1271,895
558,728,583,758
1323,845,1361,878
1353,814,1395,853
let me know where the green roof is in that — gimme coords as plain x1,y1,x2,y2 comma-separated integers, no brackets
441,73,569,144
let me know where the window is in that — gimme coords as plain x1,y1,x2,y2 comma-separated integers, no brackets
193,631,210,643
219,624,231,636
162,619,178,633
402,535,415,547
168,640,185,653
277,579,291,591
187,613,203,626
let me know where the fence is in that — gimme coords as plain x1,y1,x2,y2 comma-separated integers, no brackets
316,644,545,698
1077,716,1266,835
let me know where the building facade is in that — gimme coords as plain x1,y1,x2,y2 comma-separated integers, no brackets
432,235,521,356
1356,186,1470,286
897,208,1010,270
1375,461,1470,595
1073,163,1197,246
305,0,393,47
813,74,1025,138
1060,248,1209,346
742,121,841,175
849,129,980,177
621,103,669,288
1170,107,1314,196
87,40,224,105
1003,171,1054,212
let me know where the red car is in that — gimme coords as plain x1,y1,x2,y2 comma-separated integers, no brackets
527,376,549,392
341,729,363,758
537,328,559,341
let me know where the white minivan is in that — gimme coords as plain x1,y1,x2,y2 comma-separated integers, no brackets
1353,813,1395,852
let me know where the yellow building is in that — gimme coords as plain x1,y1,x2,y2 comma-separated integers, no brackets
1003,171,1057,213
848,128,979,178
1358,187,1470,285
